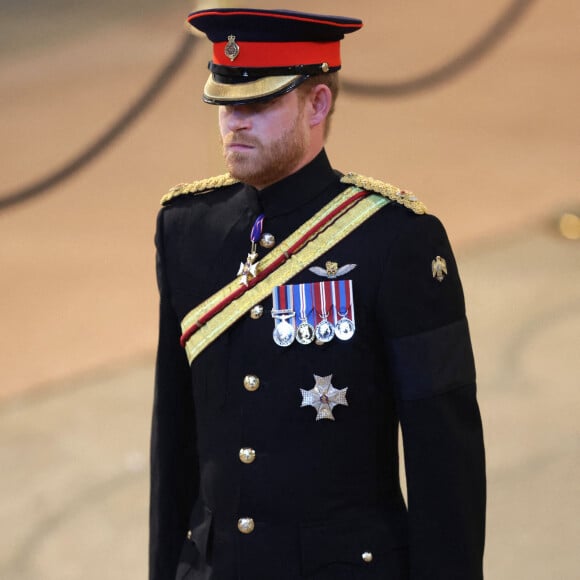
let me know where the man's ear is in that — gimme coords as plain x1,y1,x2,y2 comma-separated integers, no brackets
307,84,332,128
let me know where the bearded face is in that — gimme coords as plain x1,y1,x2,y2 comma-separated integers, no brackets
218,91,311,190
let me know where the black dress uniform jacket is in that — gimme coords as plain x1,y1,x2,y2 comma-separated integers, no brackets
150,150,486,580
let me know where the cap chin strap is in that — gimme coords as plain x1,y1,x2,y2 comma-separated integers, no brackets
208,62,340,81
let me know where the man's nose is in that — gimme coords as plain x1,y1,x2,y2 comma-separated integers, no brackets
226,106,252,131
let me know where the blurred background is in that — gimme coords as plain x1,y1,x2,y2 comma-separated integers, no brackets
0,0,578,578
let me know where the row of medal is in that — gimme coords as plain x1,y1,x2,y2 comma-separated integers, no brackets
271,280,356,347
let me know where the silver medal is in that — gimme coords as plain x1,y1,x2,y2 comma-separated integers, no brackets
335,317,355,341
273,317,295,347
315,319,335,343
296,321,315,345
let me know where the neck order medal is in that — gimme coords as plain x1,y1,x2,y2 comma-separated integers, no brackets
238,214,264,287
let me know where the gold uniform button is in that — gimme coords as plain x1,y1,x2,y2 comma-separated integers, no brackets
239,447,256,464
250,304,264,319
243,374,260,392
362,552,373,563
237,517,255,534
186,530,192,540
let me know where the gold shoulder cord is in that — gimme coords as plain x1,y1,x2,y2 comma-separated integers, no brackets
340,172,427,215
161,173,240,205
161,172,426,213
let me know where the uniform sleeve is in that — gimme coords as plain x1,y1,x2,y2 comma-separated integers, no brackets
378,213,486,579
149,209,199,580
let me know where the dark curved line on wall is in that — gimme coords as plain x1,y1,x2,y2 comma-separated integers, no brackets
341,0,536,97
0,34,197,212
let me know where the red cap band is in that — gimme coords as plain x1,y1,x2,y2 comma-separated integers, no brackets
212,40,341,68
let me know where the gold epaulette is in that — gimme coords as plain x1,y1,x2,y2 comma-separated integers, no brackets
340,172,427,215
161,173,240,205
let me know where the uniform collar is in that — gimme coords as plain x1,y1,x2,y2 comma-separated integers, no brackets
249,149,339,217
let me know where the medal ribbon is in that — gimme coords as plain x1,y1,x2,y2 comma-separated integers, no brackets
313,282,323,327
272,285,281,312
334,279,354,322
294,284,304,321
313,281,334,323
272,284,294,313
323,281,333,322
250,214,265,244
298,283,313,323
307,283,316,327
330,280,338,326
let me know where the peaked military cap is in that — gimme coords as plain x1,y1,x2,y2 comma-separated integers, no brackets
187,8,363,105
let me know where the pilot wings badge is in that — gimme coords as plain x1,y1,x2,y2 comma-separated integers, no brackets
309,261,357,279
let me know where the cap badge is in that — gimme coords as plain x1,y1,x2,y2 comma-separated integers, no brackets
432,255,448,282
309,261,357,279
225,35,240,62
300,374,348,421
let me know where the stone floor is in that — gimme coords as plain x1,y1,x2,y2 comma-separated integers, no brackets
1,223,578,579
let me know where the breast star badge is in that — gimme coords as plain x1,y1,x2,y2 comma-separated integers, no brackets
300,374,348,421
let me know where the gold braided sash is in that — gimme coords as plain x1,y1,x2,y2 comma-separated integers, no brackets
180,186,390,364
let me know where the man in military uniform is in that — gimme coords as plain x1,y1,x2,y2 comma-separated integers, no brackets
150,8,486,580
